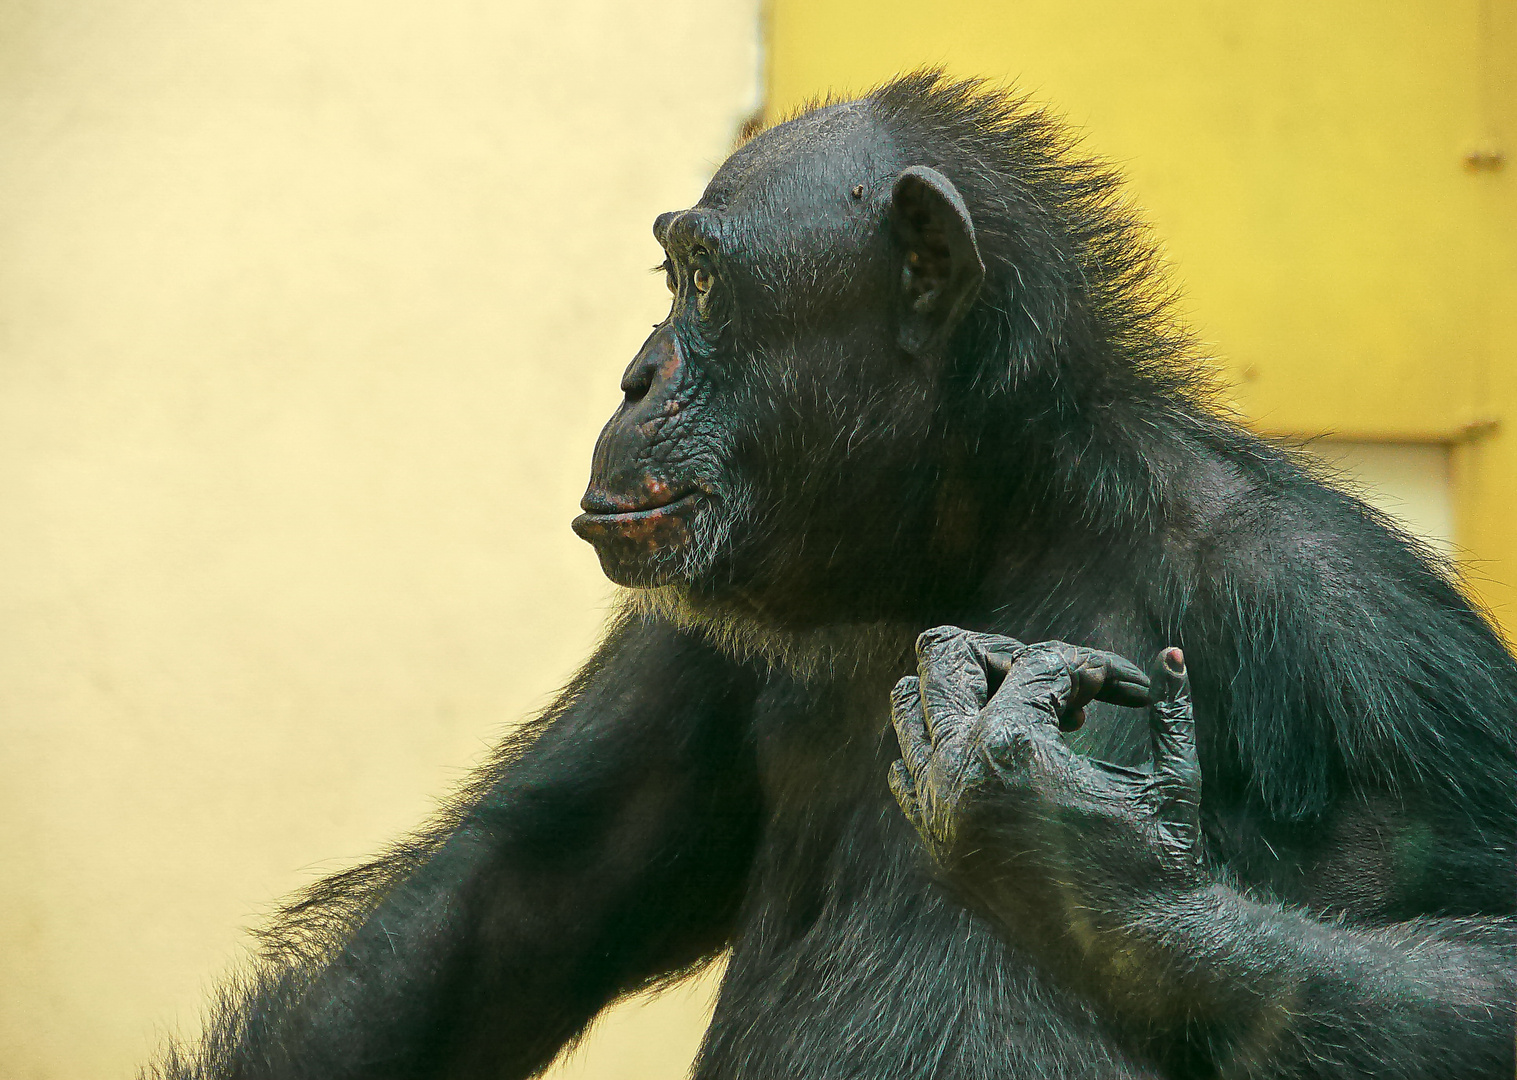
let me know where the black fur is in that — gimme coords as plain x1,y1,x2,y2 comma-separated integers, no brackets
147,72,1515,1079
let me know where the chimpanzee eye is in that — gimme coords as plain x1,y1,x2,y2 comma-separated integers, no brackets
692,267,713,294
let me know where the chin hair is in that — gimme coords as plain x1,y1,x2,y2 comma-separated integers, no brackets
622,478,753,587
621,584,912,684
617,477,913,681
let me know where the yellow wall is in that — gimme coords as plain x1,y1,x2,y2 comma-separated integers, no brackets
769,0,1517,636
0,3,755,1077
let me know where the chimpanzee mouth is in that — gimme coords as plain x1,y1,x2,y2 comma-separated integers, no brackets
571,492,702,538
571,491,708,587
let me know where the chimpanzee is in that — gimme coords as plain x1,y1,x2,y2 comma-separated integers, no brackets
150,72,1515,1080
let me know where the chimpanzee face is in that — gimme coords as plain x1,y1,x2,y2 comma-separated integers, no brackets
573,104,984,613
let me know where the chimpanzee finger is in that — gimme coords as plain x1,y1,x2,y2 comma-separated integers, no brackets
1092,654,1153,708
989,642,1152,731
914,626,992,743
890,675,933,779
957,631,1028,697
887,759,925,833
985,643,1150,708
1148,647,1198,790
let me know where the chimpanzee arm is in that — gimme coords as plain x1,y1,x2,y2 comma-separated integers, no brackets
148,609,762,1080
888,627,1516,1080
1096,886,1515,1078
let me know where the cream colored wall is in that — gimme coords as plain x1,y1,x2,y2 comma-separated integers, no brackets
0,3,757,1077
1299,442,1456,561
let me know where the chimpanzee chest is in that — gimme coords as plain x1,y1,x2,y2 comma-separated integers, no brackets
696,668,1473,1078
690,678,1157,1079
690,788,1152,1079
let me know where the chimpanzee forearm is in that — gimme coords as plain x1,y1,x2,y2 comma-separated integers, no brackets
889,628,1517,1080
1004,880,1517,1079
147,611,762,1080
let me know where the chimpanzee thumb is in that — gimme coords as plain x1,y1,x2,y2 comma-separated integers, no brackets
1148,647,1197,792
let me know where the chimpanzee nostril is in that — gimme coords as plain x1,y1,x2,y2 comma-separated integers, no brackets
619,328,681,404
620,355,656,402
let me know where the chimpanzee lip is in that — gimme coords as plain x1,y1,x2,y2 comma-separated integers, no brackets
571,492,701,535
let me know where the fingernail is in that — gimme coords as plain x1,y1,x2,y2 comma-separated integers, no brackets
1162,647,1185,678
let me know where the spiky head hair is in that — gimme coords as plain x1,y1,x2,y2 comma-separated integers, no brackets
774,70,1214,409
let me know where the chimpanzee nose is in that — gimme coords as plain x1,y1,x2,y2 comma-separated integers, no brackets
619,327,679,403
621,354,655,401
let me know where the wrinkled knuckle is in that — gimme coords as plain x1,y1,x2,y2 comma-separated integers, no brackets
916,624,967,655
1083,650,1124,681
967,629,1023,652
1006,723,1038,749
1020,641,1073,677
888,760,914,791
1030,638,1076,655
991,725,1040,769
1171,762,1202,790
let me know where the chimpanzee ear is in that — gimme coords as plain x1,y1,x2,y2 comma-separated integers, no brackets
888,165,985,359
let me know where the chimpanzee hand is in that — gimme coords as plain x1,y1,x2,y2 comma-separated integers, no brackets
887,626,1204,948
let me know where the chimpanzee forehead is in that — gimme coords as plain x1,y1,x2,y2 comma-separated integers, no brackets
705,105,887,199
686,104,897,246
